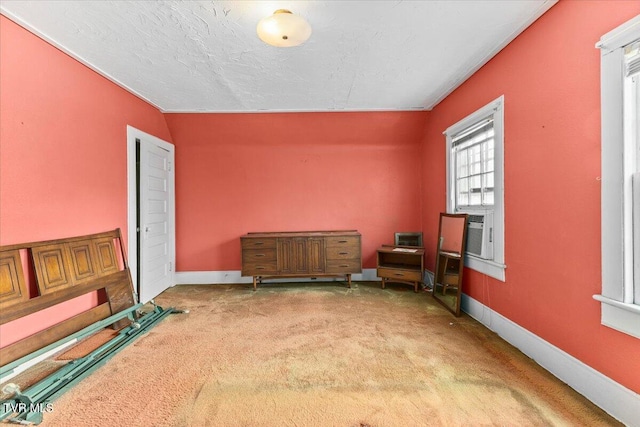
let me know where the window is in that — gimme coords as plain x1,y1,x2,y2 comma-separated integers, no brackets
444,96,505,281
453,118,495,209
595,16,640,339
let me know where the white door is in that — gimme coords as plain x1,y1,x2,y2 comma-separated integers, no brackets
138,136,175,303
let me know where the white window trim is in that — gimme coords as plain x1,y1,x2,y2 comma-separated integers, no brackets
444,95,506,281
595,15,640,339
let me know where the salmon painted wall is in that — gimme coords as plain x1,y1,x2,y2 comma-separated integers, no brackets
0,16,172,347
421,1,640,392
164,112,427,271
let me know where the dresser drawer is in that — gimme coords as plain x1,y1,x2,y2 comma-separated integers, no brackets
242,249,276,263
241,238,277,249
242,261,277,276
326,259,361,274
242,247,277,276
326,246,360,260
325,236,360,248
377,267,422,282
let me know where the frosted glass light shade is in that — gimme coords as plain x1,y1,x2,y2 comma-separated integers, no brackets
257,9,312,47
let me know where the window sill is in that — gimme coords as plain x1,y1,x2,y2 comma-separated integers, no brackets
464,254,506,282
593,295,640,339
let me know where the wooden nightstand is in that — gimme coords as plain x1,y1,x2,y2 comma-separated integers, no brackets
376,245,425,292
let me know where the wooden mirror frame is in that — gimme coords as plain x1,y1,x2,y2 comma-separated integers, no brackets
394,232,423,247
432,213,468,316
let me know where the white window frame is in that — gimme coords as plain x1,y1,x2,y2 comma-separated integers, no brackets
444,96,506,281
594,15,640,339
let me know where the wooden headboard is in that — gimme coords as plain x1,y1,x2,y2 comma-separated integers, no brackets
0,229,135,367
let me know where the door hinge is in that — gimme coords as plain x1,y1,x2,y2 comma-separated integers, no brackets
168,161,172,172
169,262,173,272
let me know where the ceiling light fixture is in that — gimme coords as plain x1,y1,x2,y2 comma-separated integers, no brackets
256,9,312,47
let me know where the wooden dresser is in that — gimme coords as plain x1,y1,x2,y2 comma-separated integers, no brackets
241,230,362,290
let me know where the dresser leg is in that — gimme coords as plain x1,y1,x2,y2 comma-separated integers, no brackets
414,282,419,293
381,277,386,289
347,274,352,288
253,276,257,291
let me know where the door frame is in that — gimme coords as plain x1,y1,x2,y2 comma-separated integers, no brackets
126,125,176,302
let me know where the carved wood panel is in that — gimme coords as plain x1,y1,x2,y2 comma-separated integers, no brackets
0,250,29,309
293,238,308,273
277,239,293,274
94,238,119,275
32,244,72,295
67,239,99,283
308,238,325,274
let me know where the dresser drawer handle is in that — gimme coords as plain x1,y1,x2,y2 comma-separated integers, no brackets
339,264,350,268
338,240,348,243
394,273,405,277
339,252,349,255
254,242,264,245
255,254,266,257
256,266,265,270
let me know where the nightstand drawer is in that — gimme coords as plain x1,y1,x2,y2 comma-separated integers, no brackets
442,273,460,285
377,267,422,282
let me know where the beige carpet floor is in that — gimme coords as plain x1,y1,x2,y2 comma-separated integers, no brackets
7,282,620,426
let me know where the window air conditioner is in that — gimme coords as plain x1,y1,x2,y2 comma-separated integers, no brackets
466,212,494,260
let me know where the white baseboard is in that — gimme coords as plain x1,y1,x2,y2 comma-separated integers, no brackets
175,268,380,285
461,294,640,427
175,271,251,285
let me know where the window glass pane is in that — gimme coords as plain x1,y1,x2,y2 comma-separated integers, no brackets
456,151,468,177
458,150,467,166
457,182,469,205
470,161,479,175
487,145,494,160
470,175,481,190
485,172,494,189
486,159,494,173
470,192,481,206
472,145,481,162
483,172,495,206
458,177,469,192
484,189,495,205
457,176,468,206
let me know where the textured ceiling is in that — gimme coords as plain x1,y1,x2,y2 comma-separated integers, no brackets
0,0,556,112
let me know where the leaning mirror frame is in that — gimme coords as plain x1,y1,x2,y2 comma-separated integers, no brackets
432,213,468,316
